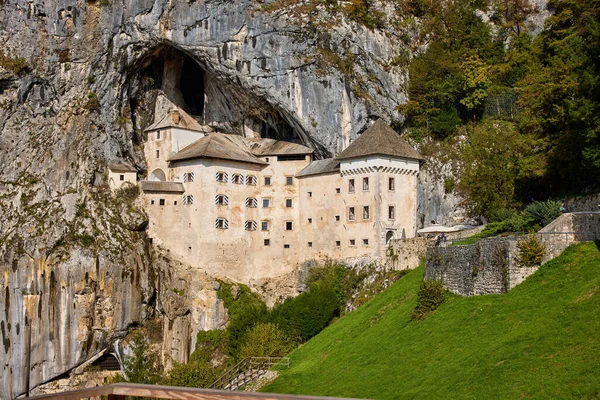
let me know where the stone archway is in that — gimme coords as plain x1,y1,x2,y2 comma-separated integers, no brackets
149,168,166,181
386,230,395,244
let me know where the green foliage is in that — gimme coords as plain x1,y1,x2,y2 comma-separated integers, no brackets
191,329,228,364
525,200,561,227
85,92,100,111
217,281,268,357
114,183,140,204
517,235,546,267
271,283,341,343
164,361,218,388
239,323,293,358
443,177,455,194
264,244,600,399
0,50,28,74
458,120,525,217
411,280,446,320
122,329,163,384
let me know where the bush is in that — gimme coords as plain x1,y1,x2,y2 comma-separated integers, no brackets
191,330,228,364
525,200,561,227
164,361,218,388
271,284,340,343
411,280,446,321
517,235,546,267
85,91,100,111
115,183,140,204
122,329,163,384
239,323,292,359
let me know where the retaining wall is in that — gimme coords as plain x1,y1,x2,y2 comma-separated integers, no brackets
425,213,600,296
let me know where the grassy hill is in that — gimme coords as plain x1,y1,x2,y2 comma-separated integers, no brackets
263,242,600,399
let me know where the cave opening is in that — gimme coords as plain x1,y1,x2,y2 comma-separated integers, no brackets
180,56,205,117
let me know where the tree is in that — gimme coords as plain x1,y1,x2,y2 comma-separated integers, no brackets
239,323,292,359
122,329,163,384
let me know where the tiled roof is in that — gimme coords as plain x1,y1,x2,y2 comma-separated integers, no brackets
168,133,268,165
337,119,424,161
296,158,340,178
239,137,314,156
108,162,136,173
145,108,206,132
140,181,185,193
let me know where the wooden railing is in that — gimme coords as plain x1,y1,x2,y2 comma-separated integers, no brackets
26,383,361,400
210,357,290,391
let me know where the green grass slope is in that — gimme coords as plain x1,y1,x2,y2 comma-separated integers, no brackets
263,243,600,399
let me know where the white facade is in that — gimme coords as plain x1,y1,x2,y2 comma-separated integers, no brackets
137,110,422,284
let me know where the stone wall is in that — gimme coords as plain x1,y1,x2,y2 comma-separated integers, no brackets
425,213,600,296
564,193,600,212
386,237,430,270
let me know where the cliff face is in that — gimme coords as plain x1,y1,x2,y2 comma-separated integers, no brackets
0,0,548,397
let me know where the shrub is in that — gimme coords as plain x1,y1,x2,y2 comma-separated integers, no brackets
191,330,228,364
411,280,446,321
517,235,546,267
525,200,561,227
239,323,292,359
115,183,139,204
122,329,163,384
164,361,218,388
85,91,100,111
444,177,456,194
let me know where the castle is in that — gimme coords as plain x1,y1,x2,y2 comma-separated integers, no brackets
110,108,423,284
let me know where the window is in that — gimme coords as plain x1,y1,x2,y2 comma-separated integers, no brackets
335,188,341,194
348,207,355,221
278,154,306,161
286,176,294,185
245,220,257,231
245,197,257,208
308,191,312,197
266,157,269,163
349,179,355,193
262,198,270,208
264,176,271,186
119,174,124,181
389,177,395,191
215,194,229,205
215,218,229,229
363,177,369,191
363,239,369,245
156,150,160,159
183,195,194,205
308,218,312,224
183,172,195,183
308,242,313,247
285,221,293,231
264,239,270,246
159,199,165,206
157,131,161,140
363,206,370,220
216,171,228,183
350,239,356,246
261,221,269,231
336,240,341,247
284,244,290,249
389,206,395,220
174,201,178,205
335,215,340,221
246,175,257,186
232,174,243,184
150,200,155,205
285,199,293,208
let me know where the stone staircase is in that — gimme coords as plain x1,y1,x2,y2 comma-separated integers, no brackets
209,357,290,391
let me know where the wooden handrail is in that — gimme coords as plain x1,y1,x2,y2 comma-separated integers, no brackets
26,383,363,400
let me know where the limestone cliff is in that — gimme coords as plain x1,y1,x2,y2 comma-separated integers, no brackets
0,0,548,397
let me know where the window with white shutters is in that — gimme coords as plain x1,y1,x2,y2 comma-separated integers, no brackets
215,194,229,205
183,172,195,183
183,195,194,205
245,197,258,208
246,175,257,186
245,220,257,231
216,172,228,183
215,218,229,229
232,174,244,184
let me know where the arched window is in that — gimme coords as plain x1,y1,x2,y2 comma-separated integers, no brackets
386,231,394,244
150,168,166,182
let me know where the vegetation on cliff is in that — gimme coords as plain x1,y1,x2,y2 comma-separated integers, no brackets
263,242,600,399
